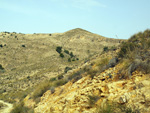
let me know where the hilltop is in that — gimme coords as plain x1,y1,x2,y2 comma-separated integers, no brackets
0,28,123,104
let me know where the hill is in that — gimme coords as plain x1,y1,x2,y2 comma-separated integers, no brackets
0,28,123,104
12,29,150,113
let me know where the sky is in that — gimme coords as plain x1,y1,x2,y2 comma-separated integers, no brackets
0,0,150,39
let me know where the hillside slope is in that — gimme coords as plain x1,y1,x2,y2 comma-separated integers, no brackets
0,28,123,103
22,29,150,113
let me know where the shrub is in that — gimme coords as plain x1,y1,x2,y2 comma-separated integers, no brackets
0,44,3,48
103,46,108,52
95,57,109,72
96,101,138,113
22,45,26,47
58,74,64,80
72,58,75,61
0,64,4,70
97,102,115,113
0,103,6,108
32,81,51,99
56,46,62,53
70,52,74,58
88,69,98,79
11,101,34,113
54,79,67,87
116,29,150,78
118,42,136,58
88,95,99,107
110,46,117,51
50,77,56,82
68,58,71,62
0,64,5,73
59,53,64,58
64,49,69,54
68,70,83,81
96,57,109,67
64,67,72,73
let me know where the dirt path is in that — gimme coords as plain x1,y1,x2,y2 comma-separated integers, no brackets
0,100,13,113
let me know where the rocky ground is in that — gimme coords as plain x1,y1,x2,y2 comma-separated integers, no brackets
31,64,150,113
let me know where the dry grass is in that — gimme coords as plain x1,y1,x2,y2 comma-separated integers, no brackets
117,29,150,79
10,101,34,113
0,29,121,103
96,101,138,113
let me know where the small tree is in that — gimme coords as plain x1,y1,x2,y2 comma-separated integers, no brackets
68,58,71,62
0,64,4,70
64,67,72,73
56,46,62,54
60,53,64,58
103,46,108,52
64,49,69,54
70,52,74,58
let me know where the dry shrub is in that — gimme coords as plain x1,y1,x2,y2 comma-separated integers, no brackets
87,57,110,79
11,101,34,113
88,95,100,107
32,80,52,99
96,101,138,113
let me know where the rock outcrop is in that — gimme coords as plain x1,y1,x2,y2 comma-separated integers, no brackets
33,64,150,113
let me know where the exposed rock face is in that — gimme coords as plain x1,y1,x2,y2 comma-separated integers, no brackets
33,64,150,113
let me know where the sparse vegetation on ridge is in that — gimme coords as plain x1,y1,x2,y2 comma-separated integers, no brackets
117,29,150,79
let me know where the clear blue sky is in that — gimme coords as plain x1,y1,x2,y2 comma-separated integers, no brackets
0,0,150,39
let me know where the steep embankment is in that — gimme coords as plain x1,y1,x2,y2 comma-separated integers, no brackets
33,64,150,113
0,100,13,113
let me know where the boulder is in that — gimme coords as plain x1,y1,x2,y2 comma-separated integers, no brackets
108,57,118,68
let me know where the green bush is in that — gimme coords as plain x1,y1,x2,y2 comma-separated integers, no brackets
56,46,62,53
72,58,75,61
0,64,4,70
103,46,108,52
64,67,72,73
68,58,71,62
64,49,69,54
59,53,64,58
70,52,74,58
50,77,56,82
